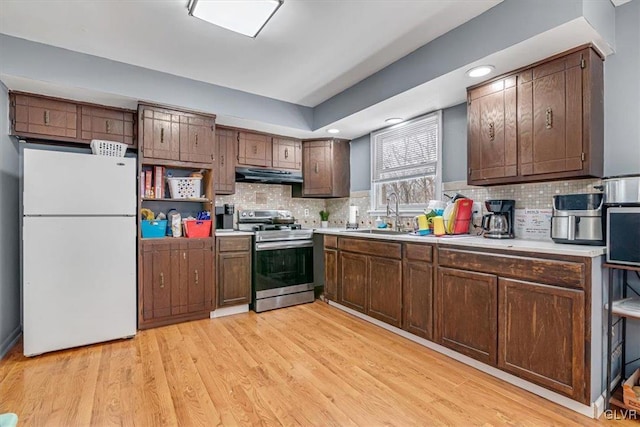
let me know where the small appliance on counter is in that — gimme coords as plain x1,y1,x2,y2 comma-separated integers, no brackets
215,204,234,230
603,175,640,266
482,199,515,239
550,193,604,245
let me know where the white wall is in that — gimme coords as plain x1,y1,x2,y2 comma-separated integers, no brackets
604,0,640,176
0,83,21,358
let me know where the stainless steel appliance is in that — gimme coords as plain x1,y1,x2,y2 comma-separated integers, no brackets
482,199,515,239
604,175,640,266
551,193,605,245
215,204,234,230
235,167,303,184
237,210,314,312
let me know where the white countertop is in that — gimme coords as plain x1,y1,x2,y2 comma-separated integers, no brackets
314,228,606,258
214,230,254,237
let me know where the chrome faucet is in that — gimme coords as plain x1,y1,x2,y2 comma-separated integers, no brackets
386,192,401,232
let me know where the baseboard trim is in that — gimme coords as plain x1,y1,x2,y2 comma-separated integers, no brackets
328,301,599,419
210,304,249,318
0,326,22,360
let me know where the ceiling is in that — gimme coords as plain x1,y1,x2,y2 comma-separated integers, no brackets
0,0,620,140
0,0,501,107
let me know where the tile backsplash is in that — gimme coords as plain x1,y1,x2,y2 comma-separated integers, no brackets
216,178,602,230
216,183,326,228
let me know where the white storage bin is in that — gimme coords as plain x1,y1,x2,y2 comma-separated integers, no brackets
90,140,127,157
167,177,202,199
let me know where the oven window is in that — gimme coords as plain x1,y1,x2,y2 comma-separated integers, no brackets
609,211,640,264
254,246,314,291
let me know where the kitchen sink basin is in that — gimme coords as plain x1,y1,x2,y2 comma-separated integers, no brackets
342,229,410,235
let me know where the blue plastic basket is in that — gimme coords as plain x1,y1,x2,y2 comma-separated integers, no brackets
141,220,168,239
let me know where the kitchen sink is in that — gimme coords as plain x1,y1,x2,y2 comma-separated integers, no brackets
342,229,410,236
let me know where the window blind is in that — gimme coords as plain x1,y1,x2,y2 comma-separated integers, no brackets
372,113,439,183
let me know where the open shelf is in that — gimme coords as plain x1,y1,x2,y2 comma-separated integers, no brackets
142,197,212,203
607,298,640,320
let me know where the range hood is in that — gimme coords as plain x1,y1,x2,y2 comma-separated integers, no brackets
235,167,303,184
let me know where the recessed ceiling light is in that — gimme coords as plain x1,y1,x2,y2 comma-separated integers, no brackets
466,65,494,78
327,128,340,134
385,118,404,125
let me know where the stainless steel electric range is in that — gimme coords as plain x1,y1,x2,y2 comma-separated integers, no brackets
237,210,314,312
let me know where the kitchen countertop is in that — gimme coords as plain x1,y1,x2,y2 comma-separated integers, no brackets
314,228,606,258
214,230,254,237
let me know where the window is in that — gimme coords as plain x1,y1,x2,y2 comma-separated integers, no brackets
370,111,442,214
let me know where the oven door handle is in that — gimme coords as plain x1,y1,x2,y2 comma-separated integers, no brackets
255,240,314,251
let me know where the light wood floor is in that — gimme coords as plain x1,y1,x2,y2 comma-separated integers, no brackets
0,301,636,426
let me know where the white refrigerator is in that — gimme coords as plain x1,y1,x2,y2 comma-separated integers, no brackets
23,148,137,356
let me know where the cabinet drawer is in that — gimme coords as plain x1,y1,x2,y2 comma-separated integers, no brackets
438,248,586,289
404,243,433,263
217,236,251,252
324,235,338,248
338,237,401,259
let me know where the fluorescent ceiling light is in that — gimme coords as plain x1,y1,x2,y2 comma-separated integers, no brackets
466,65,494,78
385,118,404,125
327,128,340,134
188,0,283,38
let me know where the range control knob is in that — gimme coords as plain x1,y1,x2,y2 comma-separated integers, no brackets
241,212,247,217
248,212,254,217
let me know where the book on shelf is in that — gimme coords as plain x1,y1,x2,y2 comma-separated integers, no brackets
154,166,165,199
140,171,145,198
145,170,153,198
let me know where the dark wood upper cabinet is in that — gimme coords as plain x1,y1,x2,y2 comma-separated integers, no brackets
467,45,603,186
179,115,215,164
80,105,135,147
140,107,180,161
215,127,237,195
237,131,271,167
10,92,137,148
272,137,302,170
298,139,350,198
498,277,585,401
467,76,517,184
139,104,215,166
436,267,498,366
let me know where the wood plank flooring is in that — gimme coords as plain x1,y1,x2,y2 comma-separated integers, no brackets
0,301,636,426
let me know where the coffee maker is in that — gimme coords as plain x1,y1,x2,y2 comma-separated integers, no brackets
482,199,515,239
215,204,235,230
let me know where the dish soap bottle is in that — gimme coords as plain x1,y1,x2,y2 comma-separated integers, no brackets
375,216,385,228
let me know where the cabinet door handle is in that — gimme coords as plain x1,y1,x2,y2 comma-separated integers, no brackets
44,110,50,125
106,120,111,134
195,134,198,146
488,121,495,141
252,145,257,155
221,154,225,166
195,270,199,285
284,148,289,159
183,252,186,260
160,272,165,288
545,107,553,129
160,127,165,143
314,162,319,173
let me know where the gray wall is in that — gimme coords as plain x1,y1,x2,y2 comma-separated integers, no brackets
0,82,21,358
604,0,640,176
349,103,468,191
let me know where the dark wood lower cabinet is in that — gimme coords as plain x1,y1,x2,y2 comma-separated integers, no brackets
324,248,338,301
498,278,585,400
368,256,402,327
402,260,433,340
139,239,214,329
339,251,368,313
216,236,252,308
436,267,498,366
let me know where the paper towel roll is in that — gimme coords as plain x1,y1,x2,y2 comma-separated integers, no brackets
348,205,358,224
